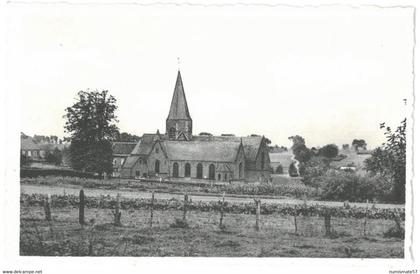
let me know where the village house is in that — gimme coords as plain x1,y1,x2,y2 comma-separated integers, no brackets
112,70,271,182
21,134,43,160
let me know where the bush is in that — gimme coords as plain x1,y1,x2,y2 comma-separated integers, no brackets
383,226,404,239
320,170,391,202
20,168,100,179
289,163,298,177
170,218,189,228
275,165,283,174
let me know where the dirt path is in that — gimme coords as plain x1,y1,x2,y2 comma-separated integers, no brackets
20,183,404,209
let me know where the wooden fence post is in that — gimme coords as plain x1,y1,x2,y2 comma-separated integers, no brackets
219,192,225,229
150,191,155,229
44,194,51,221
79,189,85,225
183,194,189,222
393,210,403,235
324,209,332,237
294,205,298,235
113,193,122,226
255,199,261,232
363,199,369,237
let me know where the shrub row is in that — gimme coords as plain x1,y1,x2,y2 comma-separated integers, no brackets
21,176,317,198
21,193,405,221
21,169,100,179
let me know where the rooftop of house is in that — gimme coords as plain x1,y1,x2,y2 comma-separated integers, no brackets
112,142,138,155
21,136,41,150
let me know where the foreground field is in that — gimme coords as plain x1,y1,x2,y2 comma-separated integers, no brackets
20,204,404,257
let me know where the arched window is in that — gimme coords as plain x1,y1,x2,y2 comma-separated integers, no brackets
196,163,203,179
173,162,179,178
154,160,160,174
184,163,191,177
239,162,243,179
209,164,216,180
218,174,221,181
169,127,176,139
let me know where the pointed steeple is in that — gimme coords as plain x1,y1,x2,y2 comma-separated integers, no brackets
167,70,191,120
166,70,193,141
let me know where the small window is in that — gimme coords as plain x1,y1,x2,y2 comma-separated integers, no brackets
224,174,227,181
218,174,221,181
135,171,140,177
155,147,159,153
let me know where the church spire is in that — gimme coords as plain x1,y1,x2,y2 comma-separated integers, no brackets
166,69,193,141
167,70,191,120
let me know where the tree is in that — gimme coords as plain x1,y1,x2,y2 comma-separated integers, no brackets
288,163,298,177
20,154,29,167
301,157,330,188
275,165,284,174
352,139,367,151
113,132,141,142
318,144,339,158
364,119,406,203
64,90,119,175
288,135,312,163
45,148,63,166
262,137,272,146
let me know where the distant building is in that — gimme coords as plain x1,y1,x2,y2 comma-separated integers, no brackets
112,70,271,182
21,134,42,160
269,152,293,174
21,132,69,164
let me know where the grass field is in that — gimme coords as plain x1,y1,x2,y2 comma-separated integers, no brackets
20,204,404,257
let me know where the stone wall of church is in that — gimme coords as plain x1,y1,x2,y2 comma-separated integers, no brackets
233,148,246,180
147,142,169,177
244,170,271,182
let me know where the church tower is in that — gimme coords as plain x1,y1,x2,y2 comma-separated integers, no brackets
166,70,193,141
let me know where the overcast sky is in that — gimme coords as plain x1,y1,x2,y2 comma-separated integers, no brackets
8,5,413,148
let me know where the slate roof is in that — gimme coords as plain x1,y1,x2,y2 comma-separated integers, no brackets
163,141,242,162
131,134,165,155
242,137,263,161
167,70,191,120
192,135,263,162
122,155,141,169
112,142,137,155
21,136,41,150
121,133,264,171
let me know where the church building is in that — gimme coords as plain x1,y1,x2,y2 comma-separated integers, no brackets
114,70,271,182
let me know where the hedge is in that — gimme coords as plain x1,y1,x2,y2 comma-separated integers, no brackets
20,168,100,179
